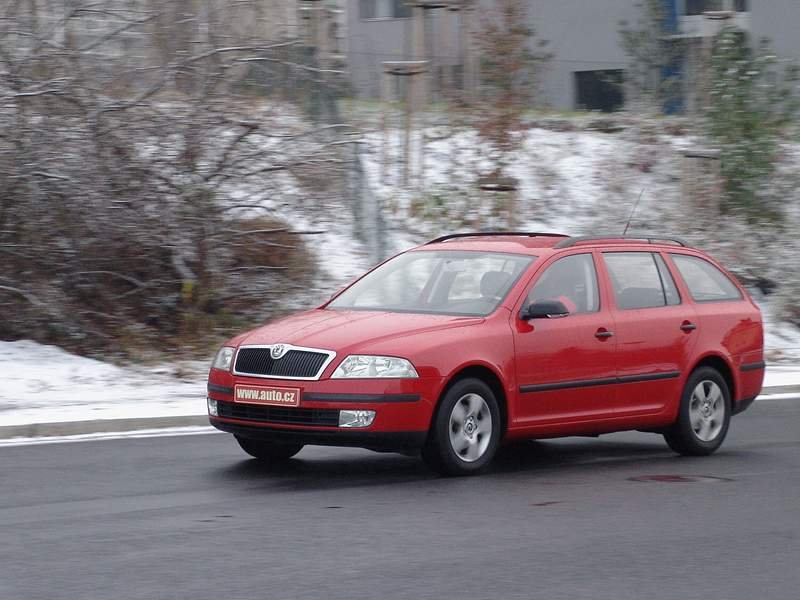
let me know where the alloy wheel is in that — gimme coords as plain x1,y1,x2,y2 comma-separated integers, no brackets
448,393,493,462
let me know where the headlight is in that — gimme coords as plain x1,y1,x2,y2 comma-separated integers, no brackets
331,355,419,379
212,347,235,371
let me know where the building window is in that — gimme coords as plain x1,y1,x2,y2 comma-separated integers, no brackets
686,0,722,15
359,0,412,20
359,0,376,19
393,0,412,18
685,0,747,15
574,70,624,113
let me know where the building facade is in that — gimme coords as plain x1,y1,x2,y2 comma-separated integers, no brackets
346,0,800,111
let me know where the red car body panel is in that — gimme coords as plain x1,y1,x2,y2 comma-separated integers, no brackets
208,235,765,449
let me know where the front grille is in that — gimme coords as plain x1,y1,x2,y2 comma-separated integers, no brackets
217,400,340,427
234,347,331,379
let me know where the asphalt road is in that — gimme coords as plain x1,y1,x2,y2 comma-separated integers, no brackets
2,399,799,600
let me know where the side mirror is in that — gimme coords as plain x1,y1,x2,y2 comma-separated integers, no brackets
521,299,570,320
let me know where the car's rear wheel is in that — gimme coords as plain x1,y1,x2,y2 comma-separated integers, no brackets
422,378,501,476
235,436,304,461
664,367,731,456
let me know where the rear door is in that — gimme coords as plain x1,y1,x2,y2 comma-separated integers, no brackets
600,251,698,415
512,251,618,425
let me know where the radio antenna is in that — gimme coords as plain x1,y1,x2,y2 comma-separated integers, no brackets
622,188,645,236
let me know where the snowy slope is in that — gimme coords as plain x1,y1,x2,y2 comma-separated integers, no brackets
0,340,206,426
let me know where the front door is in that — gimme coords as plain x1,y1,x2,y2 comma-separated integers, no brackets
512,252,618,426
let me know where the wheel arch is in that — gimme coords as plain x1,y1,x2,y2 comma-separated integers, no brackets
690,353,736,402
433,363,509,436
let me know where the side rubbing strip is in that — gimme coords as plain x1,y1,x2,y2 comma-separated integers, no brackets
618,372,681,384
740,361,766,372
520,371,680,394
520,377,617,394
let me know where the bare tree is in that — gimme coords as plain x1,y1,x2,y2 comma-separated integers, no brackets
471,0,550,179
0,0,356,356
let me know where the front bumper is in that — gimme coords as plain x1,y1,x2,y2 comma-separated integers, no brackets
207,369,442,451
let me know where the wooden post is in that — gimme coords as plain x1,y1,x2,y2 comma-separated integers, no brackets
383,61,429,187
478,177,519,228
682,147,722,217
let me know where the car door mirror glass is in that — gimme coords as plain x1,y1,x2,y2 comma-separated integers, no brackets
522,300,570,320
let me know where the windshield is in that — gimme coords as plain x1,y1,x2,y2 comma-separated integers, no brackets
328,250,535,317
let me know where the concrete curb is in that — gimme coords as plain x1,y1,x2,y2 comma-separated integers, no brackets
2,385,799,441
0,415,210,440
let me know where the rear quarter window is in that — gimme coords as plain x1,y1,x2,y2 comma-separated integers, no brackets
670,254,743,302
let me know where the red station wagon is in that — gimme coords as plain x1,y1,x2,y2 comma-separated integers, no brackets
207,233,765,475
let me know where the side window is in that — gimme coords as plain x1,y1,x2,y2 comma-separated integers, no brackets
529,254,599,314
670,254,743,302
604,252,670,309
654,253,681,306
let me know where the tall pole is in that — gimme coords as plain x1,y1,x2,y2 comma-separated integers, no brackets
381,71,392,184
442,6,459,97
404,77,413,187
460,1,478,103
412,6,428,106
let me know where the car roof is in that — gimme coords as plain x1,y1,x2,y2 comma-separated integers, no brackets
415,232,693,257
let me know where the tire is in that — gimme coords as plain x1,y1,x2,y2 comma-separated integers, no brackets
422,378,502,476
235,436,304,462
664,367,731,456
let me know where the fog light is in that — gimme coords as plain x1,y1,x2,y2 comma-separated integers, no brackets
207,397,218,417
338,409,375,428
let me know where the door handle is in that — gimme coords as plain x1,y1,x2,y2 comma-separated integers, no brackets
680,322,697,332
595,329,614,339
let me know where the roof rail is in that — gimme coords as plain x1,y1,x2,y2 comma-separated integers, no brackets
426,232,568,245
554,234,688,249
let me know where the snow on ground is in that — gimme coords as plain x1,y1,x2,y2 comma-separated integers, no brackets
764,365,800,389
0,341,207,427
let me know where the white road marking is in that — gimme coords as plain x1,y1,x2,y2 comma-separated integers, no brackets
756,393,800,401
0,426,221,448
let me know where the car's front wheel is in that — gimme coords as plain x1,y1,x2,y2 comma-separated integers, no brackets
235,436,304,462
422,378,501,476
664,367,731,456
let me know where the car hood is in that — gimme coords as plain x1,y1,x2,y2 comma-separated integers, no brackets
235,309,484,354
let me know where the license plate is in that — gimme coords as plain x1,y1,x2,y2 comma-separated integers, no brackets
233,385,301,407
